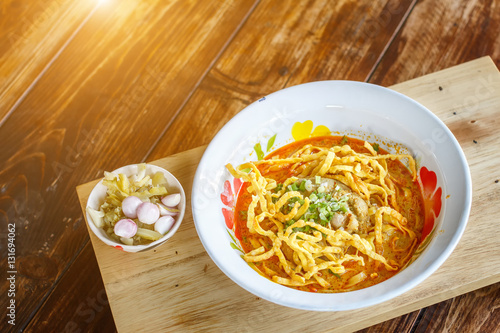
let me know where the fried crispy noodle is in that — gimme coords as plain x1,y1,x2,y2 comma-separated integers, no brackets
226,142,418,289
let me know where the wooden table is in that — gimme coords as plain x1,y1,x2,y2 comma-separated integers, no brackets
1,1,499,332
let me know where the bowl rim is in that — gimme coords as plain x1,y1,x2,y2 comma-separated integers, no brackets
192,80,472,311
86,163,186,252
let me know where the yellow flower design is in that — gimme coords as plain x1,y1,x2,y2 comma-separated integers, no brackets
291,120,330,141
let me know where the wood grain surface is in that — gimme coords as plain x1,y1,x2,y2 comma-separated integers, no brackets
1,0,499,332
148,0,416,158
0,0,97,122
370,0,500,85
77,58,500,332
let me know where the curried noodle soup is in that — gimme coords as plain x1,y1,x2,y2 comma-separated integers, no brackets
226,136,425,293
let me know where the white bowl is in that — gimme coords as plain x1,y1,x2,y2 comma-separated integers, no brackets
86,164,186,252
191,81,472,311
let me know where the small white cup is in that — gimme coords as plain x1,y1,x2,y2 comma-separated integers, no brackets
86,164,186,252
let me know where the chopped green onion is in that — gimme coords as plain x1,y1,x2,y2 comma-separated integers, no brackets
239,210,248,220
299,180,307,191
293,225,312,234
329,270,341,278
305,180,313,191
315,176,321,184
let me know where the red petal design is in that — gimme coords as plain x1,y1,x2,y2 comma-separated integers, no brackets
115,245,123,251
418,166,443,241
222,208,234,229
420,167,437,198
432,187,443,217
221,180,234,207
233,178,243,195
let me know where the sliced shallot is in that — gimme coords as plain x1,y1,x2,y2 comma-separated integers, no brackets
137,202,160,224
114,219,138,238
155,216,175,235
161,193,181,207
157,203,179,216
121,196,143,218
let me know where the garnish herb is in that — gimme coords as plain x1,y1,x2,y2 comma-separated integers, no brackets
300,192,349,226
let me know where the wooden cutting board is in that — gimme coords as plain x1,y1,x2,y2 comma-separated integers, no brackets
77,57,500,333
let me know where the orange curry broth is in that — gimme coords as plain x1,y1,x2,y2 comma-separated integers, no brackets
233,136,425,292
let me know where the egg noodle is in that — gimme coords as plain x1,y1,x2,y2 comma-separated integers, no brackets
226,140,420,290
